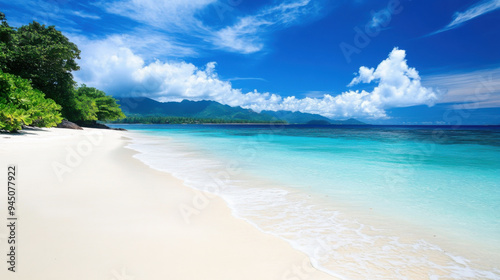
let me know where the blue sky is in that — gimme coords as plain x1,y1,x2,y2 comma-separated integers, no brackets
1,0,500,124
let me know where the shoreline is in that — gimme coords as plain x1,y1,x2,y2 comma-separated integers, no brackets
109,123,500,128
0,128,336,280
2,127,499,279
123,128,500,279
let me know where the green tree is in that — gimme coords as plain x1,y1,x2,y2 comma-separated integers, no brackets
74,85,125,122
0,14,81,119
0,12,13,63
0,71,63,132
74,90,99,121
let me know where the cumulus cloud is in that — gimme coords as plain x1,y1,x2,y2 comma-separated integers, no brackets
432,0,500,35
347,48,440,109
75,43,440,119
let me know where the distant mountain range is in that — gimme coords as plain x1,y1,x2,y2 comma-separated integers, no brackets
116,97,365,125
261,110,364,125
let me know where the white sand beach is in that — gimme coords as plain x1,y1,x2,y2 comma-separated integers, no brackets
0,128,337,280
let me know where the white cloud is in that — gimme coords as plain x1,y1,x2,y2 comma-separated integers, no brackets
347,48,439,110
2,0,102,27
75,44,439,120
368,8,392,29
68,31,196,63
303,91,330,98
72,11,101,20
100,0,216,31
432,0,500,34
227,77,267,82
212,0,320,53
73,37,145,95
424,68,500,109
3,0,328,58
98,0,321,55
94,0,217,58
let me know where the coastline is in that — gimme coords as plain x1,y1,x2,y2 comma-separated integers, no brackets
122,126,500,279
0,128,336,280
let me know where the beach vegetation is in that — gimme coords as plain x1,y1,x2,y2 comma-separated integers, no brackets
0,15,81,120
0,71,63,132
73,85,126,123
0,11,125,128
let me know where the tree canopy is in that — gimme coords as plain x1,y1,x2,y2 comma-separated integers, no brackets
0,18,80,119
0,11,125,130
74,85,125,123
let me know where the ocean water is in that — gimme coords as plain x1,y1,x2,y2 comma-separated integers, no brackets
112,124,500,279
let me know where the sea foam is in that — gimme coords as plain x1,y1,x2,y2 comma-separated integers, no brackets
124,127,500,279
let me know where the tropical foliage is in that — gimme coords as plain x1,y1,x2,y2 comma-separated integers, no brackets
0,70,62,132
73,85,125,123
0,13,80,119
0,11,125,131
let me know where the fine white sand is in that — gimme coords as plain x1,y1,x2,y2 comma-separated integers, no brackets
0,127,338,280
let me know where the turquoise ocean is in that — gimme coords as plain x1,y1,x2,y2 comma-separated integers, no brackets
111,124,500,279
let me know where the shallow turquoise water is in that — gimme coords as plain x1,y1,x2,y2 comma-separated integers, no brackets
114,124,500,278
